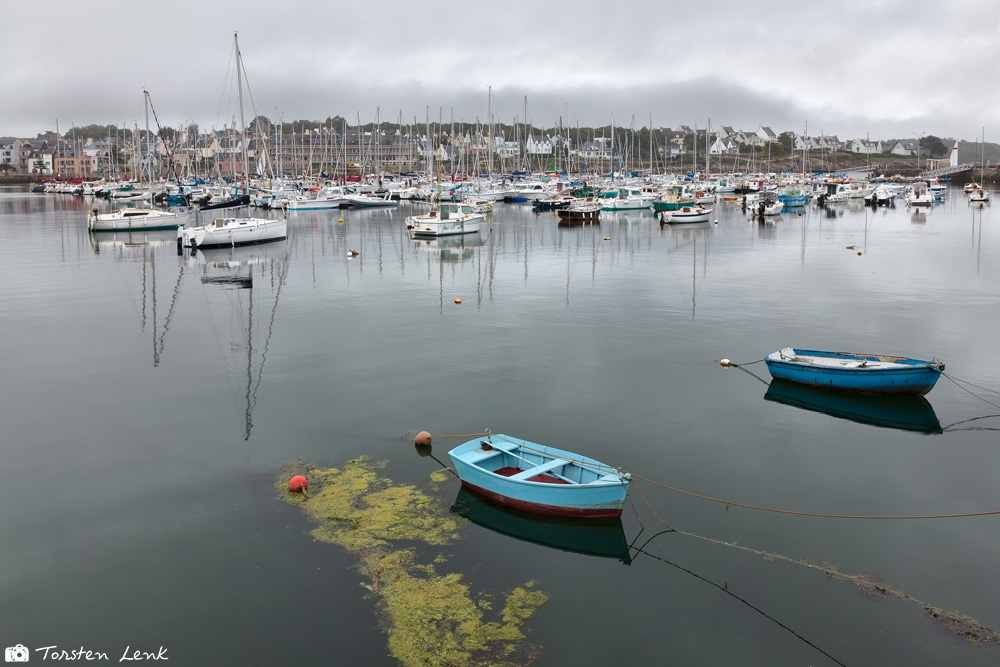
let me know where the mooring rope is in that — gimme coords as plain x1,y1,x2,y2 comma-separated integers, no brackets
431,431,491,440
628,472,1000,520
425,429,1000,520
718,358,771,385
721,357,766,367
942,372,1000,410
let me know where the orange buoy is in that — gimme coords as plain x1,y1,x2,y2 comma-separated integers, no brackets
454,298,462,304
414,431,432,447
288,475,308,492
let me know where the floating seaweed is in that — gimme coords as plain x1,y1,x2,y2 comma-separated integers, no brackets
277,457,548,667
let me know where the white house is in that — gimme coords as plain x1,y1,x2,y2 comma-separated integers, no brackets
794,135,839,152
1,139,24,172
492,137,519,159
849,139,883,154
755,126,778,144
889,141,916,156
709,136,738,155
525,135,552,156
578,137,610,160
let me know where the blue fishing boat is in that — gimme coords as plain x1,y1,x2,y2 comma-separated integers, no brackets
447,434,630,518
777,187,808,207
764,348,944,396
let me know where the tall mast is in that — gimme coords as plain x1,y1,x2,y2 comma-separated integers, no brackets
487,86,493,176
234,32,248,193
706,118,710,176
610,113,615,181
143,89,151,191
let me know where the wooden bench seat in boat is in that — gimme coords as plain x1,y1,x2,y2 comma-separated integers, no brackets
508,459,571,481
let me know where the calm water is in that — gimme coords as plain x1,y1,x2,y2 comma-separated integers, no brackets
1,186,998,665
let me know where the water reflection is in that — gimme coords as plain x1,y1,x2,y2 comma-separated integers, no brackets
411,231,484,261
451,487,632,563
184,241,290,439
764,378,943,434
88,229,183,367
89,228,176,252
661,224,712,318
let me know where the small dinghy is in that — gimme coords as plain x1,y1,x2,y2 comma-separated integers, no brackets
764,347,945,396
448,434,630,518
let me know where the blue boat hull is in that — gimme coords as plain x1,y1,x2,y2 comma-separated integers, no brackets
764,348,944,396
448,435,629,518
777,194,808,207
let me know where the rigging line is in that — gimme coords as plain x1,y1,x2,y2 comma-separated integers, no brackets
941,373,1000,410
628,474,1000,520
213,40,237,134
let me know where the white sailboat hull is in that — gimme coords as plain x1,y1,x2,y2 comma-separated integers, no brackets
178,217,287,249
89,208,186,231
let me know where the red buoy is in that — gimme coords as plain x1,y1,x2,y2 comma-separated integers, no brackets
288,475,308,492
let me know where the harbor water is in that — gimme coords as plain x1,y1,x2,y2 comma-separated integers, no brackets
1,186,998,665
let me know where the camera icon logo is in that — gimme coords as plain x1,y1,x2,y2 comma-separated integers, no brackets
4,644,29,662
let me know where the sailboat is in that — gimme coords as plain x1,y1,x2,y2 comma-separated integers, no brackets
178,33,286,250
89,90,187,232
405,108,486,237
968,128,991,204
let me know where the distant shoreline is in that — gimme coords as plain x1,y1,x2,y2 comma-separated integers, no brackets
2,157,996,185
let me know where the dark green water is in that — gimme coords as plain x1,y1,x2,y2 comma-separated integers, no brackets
1,186,998,665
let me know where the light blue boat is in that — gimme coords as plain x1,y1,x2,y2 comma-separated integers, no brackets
447,434,630,518
777,188,808,207
764,348,945,396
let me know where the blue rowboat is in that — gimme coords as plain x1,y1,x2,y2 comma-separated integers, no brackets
764,348,945,396
447,434,630,519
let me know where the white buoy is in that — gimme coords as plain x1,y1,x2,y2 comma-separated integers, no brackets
720,359,732,367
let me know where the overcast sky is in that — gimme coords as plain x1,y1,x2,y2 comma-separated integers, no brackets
3,0,998,142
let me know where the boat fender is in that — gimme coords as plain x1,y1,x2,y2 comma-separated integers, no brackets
288,475,308,492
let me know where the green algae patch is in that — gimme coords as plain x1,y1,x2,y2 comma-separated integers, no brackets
278,457,548,666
